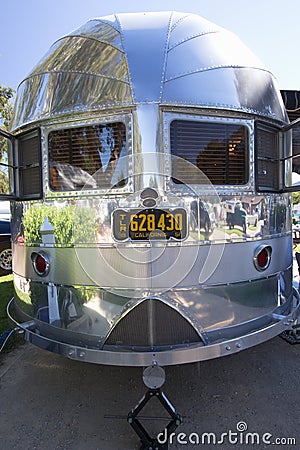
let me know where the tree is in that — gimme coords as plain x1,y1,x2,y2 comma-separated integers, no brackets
292,192,300,205
0,85,14,129
0,85,14,193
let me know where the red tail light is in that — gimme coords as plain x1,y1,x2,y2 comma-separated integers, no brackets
31,252,50,276
253,245,272,271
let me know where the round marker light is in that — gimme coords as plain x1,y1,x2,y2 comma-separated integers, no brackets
31,252,50,276
253,245,272,271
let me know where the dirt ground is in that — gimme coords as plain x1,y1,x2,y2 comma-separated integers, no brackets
0,335,299,450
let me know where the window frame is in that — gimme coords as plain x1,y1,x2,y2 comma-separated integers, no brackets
43,115,133,198
254,118,300,193
17,128,43,200
254,121,282,193
280,118,300,192
0,128,16,199
164,112,253,191
0,127,42,200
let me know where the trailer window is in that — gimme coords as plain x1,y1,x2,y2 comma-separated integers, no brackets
19,131,42,198
48,122,127,191
255,122,280,191
170,120,249,185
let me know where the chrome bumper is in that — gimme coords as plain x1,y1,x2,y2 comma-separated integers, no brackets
7,289,300,367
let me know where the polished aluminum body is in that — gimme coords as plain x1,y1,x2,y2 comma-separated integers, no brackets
8,12,299,366
12,11,286,128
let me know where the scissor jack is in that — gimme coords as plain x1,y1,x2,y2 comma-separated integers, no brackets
127,364,183,450
280,282,300,344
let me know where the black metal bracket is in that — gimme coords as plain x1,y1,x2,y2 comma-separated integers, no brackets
127,388,183,450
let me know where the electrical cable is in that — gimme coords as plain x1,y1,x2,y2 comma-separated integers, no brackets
0,328,16,353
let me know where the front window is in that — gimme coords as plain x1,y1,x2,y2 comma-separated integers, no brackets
170,119,249,185
48,122,127,191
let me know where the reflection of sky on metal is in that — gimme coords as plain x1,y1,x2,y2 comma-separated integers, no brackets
292,172,300,185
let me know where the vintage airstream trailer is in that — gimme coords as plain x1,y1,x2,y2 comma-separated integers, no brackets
1,11,300,371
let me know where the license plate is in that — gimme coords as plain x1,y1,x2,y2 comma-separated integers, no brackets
112,208,187,241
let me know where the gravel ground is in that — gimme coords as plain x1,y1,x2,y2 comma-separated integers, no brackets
0,336,299,450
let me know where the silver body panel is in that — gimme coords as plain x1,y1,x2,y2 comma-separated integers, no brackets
8,11,299,366
12,12,286,129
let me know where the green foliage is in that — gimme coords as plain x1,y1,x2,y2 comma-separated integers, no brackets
0,168,9,194
0,274,15,354
23,203,97,245
0,85,14,130
23,204,48,243
0,85,14,194
0,275,14,333
72,206,98,244
292,192,300,205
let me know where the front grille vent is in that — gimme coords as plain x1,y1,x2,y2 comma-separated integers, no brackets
104,298,202,350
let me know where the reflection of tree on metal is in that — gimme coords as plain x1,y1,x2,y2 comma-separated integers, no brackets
48,123,127,191
49,163,97,190
1,86,14,195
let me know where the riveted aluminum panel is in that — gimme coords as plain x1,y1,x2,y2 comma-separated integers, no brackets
167,12,223,50
11,11,287,130
165,31,265,82
12,235,292,290
114,11,172,103
68,18,122,47
162,68,285,118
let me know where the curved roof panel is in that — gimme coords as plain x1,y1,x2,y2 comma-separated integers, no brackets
12,11,287,128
